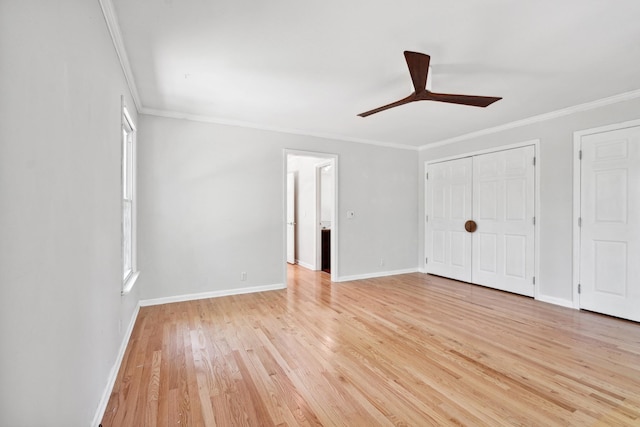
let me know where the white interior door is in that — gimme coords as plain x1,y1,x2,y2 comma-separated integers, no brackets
286,172,296,264
472,146,535,296
579,125,640,321
426,157,473,282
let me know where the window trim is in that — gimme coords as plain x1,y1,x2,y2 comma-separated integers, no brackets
121,99,139,295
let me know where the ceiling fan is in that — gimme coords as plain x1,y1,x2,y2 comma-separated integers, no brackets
358,51,502,117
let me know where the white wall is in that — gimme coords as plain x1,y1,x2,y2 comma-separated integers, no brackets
419,96,640,306
137,114,418,299
0,1,140,426
320,163,334,228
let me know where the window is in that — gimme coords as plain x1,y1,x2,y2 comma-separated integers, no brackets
122,102,138,293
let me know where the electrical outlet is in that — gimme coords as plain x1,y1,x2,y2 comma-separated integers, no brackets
241,272,247,281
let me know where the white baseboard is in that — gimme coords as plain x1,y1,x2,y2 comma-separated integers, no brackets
295,260,316,271
139,283,286,307
536,294,576,309
336,268,419,282
92,302,141,427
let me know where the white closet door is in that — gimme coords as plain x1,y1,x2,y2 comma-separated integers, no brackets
426,157,473,282
472,146,535,296
579,126,640,321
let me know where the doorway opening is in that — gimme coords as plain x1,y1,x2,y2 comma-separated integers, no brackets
284,150,338,284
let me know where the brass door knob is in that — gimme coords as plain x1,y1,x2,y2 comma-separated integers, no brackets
464,220,477,233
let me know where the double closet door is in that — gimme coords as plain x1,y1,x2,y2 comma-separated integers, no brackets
426,145,535,296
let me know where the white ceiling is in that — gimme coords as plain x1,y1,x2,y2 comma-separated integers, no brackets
111,0,640,149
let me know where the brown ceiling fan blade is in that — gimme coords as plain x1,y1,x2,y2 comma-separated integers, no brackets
421,91,502,107
358,51,501,117
404,51,431,93
358,95,415,117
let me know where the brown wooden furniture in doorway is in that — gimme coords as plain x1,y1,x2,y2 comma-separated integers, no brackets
321,228,331,273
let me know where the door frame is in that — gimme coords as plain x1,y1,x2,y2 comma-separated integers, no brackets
424,139,540,299
284,149,339,284
572,118,640,309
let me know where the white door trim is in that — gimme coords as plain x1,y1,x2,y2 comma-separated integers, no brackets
284,149,339,284
424,139,540,299
572,118,640,309
425,139,540,164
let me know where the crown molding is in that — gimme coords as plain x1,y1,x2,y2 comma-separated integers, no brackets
419,89,640,151
98,0,143,112
140,107,419,151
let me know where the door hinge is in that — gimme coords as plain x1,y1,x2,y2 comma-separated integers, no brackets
533,156,536,166
532,276,535,285
425,257,428,264
426,215,428,223
578,217,582,227
532,216,536,225
426,172,429,180
579,150,582,160
578,284,581,294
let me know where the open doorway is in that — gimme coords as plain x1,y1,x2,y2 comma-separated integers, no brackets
316,161,334,274
284,150,338,283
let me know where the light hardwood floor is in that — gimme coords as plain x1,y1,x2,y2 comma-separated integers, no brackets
101,265,640,426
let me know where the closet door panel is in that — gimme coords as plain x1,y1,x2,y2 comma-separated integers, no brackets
426,157,473,282
472,146,535,296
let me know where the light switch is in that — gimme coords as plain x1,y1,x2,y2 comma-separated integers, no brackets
347,210,355,219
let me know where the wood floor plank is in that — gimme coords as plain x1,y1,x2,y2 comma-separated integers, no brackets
102,265,640,426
